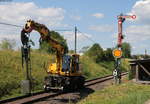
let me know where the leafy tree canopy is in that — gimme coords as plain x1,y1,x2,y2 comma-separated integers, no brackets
85,43,114,62
39,31,68,54
121,42,131,58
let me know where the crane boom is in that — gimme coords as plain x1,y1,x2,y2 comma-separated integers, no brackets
21,20,66,74
21,20,64,55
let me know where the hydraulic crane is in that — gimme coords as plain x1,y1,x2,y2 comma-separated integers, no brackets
21,20,85,91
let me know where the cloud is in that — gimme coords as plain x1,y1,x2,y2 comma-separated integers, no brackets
129,0,150,24
92,13,104,18
112,24,150,54
70,15,81,21
112,25,150,50
124,25,150,43
0,2,66,48
89,25,114,32
122,0,150,54
0,2,65,26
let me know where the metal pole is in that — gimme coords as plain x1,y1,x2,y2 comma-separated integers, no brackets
25,46,31,94
145,49,147,58
118,15,123,48
114,14,125,84
117,15,123,84
75,26,77,53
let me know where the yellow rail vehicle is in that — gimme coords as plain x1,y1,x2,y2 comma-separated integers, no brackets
21,20,85,91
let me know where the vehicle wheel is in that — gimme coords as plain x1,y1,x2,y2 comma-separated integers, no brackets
44,85,50,92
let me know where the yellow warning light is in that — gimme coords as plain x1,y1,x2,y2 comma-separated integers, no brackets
113,49,122,58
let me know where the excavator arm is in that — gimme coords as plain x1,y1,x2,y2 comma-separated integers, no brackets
21,20,65,73
21,20,64,55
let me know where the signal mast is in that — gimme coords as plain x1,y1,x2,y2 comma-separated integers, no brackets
113,13,136,84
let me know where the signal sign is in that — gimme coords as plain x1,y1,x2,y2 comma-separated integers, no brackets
118,15,136,19
113,49,122,58
118,20,122,24
132,15,136,19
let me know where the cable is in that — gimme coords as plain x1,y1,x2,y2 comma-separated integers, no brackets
0,21,96,43
0,21,73,32
51,29,73,31
77,29,96,43
0,22,23,28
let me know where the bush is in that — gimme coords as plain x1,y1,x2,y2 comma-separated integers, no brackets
85,44,114,62
0,39,16,50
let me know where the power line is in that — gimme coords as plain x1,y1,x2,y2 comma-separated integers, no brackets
0,22,22,28
52,29,73,31
0,21,96,43
0,21,73,32
77,29,96,43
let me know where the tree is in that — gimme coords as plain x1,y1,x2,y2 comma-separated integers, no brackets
85,43,104,63
39,31,68,54
103,48,114,61
121,42,131,58
0,39,16,50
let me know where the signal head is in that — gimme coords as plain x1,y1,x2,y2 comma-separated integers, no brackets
132,15,136,19
24,20,33,33
118,20,122,24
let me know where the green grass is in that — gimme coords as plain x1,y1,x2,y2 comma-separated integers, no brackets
121,58,130,71
80,56,111,79
80,56,129,79
78,81,150,104
0,50,129,100
0,50,52,100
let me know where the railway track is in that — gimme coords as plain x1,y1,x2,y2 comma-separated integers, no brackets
0,72,128,104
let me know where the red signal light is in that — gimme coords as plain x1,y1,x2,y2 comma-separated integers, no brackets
132,15,136,19
118,21,122,24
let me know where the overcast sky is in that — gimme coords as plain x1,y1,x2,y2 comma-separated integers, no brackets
0,0,149,54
